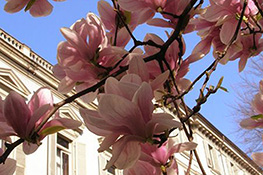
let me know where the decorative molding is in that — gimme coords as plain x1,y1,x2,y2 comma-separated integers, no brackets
0,67,30,98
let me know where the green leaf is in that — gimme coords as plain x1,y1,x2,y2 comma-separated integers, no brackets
25,0,37,12
39,126,66,136
251,114,263,120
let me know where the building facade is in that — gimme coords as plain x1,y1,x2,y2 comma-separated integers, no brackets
0,28,261,175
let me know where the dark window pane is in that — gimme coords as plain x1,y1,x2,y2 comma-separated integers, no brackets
62,153,69,175
57,135,69,149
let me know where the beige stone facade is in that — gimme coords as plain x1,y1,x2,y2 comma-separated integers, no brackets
0,28,262,175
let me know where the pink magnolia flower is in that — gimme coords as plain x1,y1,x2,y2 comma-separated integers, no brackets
80,82,181,169
0,149,16,175
53,13,127,102
4,0,65,17
139,140,197,175
229,33,263,72
147,0,200,32
118,0,170,15
144,33,191,92
252,152,263,167
0,88,81,154
203,0,257,45
251,136,263,167
191,0,261,71
105,55,170,101
240,80,263,129
124,160,159,175
98,0,153,47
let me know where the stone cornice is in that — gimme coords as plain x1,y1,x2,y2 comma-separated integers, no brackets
193,112,262,174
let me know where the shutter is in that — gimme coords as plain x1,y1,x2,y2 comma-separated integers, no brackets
76,142,87,175
47,135,56,175
212,149,220,172
203,142,213,167
15,144,25,175
98,154,107,175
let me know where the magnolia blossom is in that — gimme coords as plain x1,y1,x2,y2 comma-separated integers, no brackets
80,80,181,169
53,13,127,102
0,149,16,175
118,0,169,15
240,80,263,129
144,33,191,92
240,81,263,167
252,152,263,167
191,0,261,71
124,160,158,175
4,0,65,17
0,88,81,154
125,140,197,175
98,0,153,47
251,136,263,167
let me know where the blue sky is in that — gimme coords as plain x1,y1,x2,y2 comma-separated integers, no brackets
0,0,257,152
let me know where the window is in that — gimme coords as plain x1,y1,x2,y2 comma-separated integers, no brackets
56,134,71,175
204,143,220,172
107,164,116,175
98,152,123,175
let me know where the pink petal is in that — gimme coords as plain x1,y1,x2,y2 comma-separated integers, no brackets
252,93,263,114
105,77,122,95
98,133,120,152
98,94,145,135
259,80,263,94
120,74,143,86
240,118,263,129
98,0,116,30
80,108,122,136
220,20,238,45
56,41,80,67
28,87,53,114
136,9,155,24
58,76,76,93
169,142,197,155
23,141,39,155
203,5,226,22
144,34,163,55
26,104,51,136
252,152,263,167
147,113,181,137
4,0,28,13
151,146,168,164
29,0,53,17
132,82,154,123
86,13,107,52
128,57,149,82
98,46,127,67
0,97,5,123
118,0,150,12
0,157,16,175
150,71,169,90
147,18,173,28
71,18,89,40
52,64,66,80
39,118,82,138
105,77,141,100
4,92,31,138
116,81,140,100
238,55,248,72
124,160,157,175
106,136,142,169
60,28,90,58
